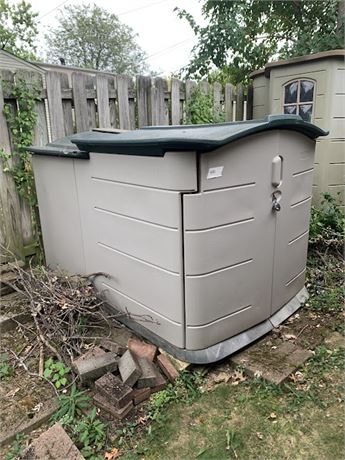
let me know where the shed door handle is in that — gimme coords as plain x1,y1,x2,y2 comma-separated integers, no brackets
272,156,282,187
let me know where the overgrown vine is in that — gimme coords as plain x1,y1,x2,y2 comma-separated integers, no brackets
0,75,43,257
184,85,225,125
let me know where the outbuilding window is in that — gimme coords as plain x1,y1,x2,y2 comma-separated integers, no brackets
283,80,315,122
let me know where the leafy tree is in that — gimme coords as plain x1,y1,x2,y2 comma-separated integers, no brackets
45,3,148,74
176,0,345,82
0,0,38,60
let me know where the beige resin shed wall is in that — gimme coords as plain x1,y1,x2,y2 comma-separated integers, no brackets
251,51,345,211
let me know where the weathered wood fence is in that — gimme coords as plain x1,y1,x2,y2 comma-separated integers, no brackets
0,68,253,261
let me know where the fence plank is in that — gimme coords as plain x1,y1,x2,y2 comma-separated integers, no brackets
96,74,111,128
45,72,65,140
137,76,151,128
236,83,244,121
185,80,197,122
128,77,136,130
117,75,131,130
171,78,181,125
224,83,233,122
86,76,97,129
199,80,209,95
0,76,24,261
155,77,167,125
60,74,74,136
72,72,89,133
246,85,253,121
213,82,222,121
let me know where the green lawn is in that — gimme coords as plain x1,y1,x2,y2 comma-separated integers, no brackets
117,249,344,460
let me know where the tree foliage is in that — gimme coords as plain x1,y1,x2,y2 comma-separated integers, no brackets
45,3,148,74
0,0,38,60
176,0,345,82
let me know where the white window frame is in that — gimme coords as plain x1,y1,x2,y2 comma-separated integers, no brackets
282,79,315,121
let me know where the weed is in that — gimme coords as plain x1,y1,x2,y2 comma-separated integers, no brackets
0,357,13,380
44,358,71,389
73,408,107,460
52,384,91,423
185,86,225,124
309,192,344,246
225,428,242,458
5,434,27,460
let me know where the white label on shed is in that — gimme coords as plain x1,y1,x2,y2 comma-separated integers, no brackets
207,166,224,179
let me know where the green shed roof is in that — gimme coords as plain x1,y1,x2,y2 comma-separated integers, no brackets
71,115,327,157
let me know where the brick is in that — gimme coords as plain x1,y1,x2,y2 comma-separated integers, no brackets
93,393,133,420
156,354,179,383
118,350,142,387
20,422,83,460
150,371,167,393
72,351,118,383
128,338,157,362
137,358,159,388
99,338,127,355
158,348,191,372
95,373,132,408
131,387,151,405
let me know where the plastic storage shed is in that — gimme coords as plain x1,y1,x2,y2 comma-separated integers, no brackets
29,115,327,364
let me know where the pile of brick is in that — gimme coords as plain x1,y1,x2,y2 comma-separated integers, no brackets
72,338,182,420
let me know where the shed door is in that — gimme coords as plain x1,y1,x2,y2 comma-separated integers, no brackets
183,132,278,350
270,132,315,314
183,131,315,351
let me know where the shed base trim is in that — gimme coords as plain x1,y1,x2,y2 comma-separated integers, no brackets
101,287,309,364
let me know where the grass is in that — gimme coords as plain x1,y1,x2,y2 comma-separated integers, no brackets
120,347,344,460
118,249,344,460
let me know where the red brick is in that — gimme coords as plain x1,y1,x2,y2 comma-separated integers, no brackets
118,350,142,387
93,393,133,420
150,371,167,393
72,351,118,383
20,423,83,459
156,354,179,383
95,373,132,408
137,358,159,388
99,338,127,355
131,387,151,405
127,338,157,362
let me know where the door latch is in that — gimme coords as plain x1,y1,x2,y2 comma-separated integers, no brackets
272,199,281,212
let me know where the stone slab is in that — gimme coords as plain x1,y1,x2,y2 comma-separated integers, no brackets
0,400,58,448
118,350,142,387
0,312,31,333
95,373,132,408
73,351,118,383
93,392,133,420
137,358,159,388
128,338,157,362
156,354,179,383
324,332,345,349
230,340,313,385
20,422,83,460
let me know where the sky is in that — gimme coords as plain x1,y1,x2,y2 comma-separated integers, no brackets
28,0,205,75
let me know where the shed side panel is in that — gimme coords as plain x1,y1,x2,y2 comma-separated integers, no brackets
32,156,86,274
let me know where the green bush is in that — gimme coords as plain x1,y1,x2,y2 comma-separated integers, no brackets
309,193,344,246
185,86,225,125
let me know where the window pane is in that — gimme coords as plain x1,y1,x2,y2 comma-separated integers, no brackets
284,82,298,103
299,104,313,121
284,105,297,115
300,80,314,102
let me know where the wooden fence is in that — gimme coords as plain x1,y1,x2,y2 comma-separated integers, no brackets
0,68,253,262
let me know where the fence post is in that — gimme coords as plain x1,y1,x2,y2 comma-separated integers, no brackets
46,72,65,140
96,74,111,128
0,73,25,261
